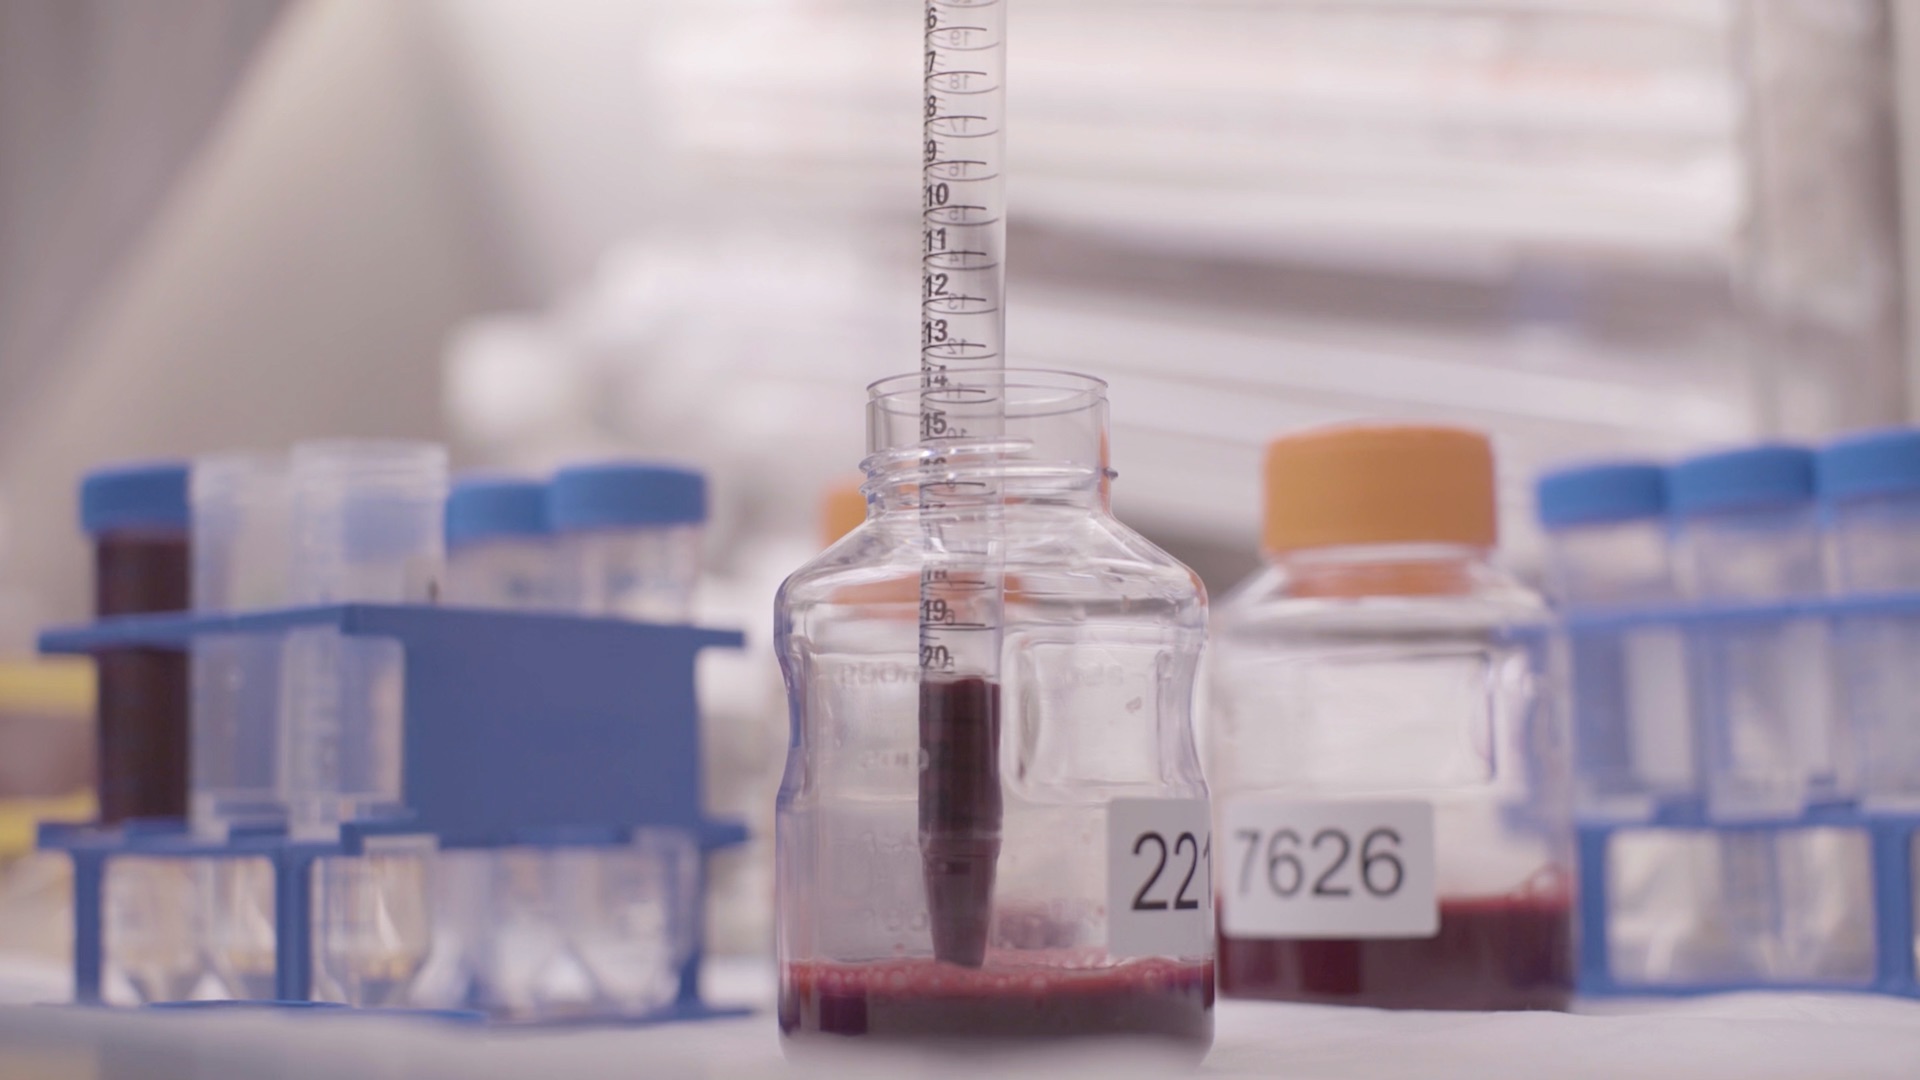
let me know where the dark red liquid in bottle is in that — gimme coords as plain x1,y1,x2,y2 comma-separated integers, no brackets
780,956,1213,1048
920,676,1001,967
1217,896,1573,1011
93,529,191,823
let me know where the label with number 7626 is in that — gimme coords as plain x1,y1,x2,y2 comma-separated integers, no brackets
1219,799,1437,940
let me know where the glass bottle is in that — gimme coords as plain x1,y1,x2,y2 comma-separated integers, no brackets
1209,424,1570,1011
774,371,1213,1052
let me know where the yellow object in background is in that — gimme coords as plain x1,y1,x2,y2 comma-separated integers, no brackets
820,481,868,549
0,657,96,855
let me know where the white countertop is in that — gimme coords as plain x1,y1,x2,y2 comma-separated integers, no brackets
4,960,1919,1079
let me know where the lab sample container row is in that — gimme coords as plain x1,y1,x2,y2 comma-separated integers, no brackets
1540,430,1920,822
1541,430,1920,996
47,448,736,1024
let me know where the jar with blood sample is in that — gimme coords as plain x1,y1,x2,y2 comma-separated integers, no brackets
774,371,1213,1051
1209,425,1572,1011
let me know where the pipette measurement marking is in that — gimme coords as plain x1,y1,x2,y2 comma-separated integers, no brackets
919,0,1006,681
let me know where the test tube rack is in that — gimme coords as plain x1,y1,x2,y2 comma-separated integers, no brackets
36,602,748,1021
1561,595,1920,998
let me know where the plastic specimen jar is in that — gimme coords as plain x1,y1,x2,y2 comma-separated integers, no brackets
82,463,198,1004
1537,462,1694,820
549,464,705,623
1819,428,1920,809
190,454,291,833
1669,445,1838,817
280,440,448,1007
190,453,292,1001
445,477,554,610
774,371,1213,1052
1209,425,1570,1011
81,462,192,824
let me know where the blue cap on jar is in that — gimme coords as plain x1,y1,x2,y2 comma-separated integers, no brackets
80,461,190,536
1668,444,1816,517
1817,428,1920,503
548,463,708,532
446,477,549,550
1535,462,1666,529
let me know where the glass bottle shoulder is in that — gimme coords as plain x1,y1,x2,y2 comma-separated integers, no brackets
1214,549,1546,645
777,506,1205,627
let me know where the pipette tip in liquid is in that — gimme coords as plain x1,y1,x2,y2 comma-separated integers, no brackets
919,675,1002,968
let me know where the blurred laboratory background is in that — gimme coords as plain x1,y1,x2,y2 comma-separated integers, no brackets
2,0,1911,619
0,0,1915,980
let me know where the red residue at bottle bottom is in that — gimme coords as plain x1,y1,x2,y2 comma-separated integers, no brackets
1217,896,1574,1011
780,955,1214,1047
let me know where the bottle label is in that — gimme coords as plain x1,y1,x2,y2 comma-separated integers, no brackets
1106,798,1214,959
1219,798,1438,939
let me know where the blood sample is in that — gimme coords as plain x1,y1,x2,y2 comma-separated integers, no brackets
83,463,192,824
919,676,1001,968
779,955,1213,1045
1217,895,1573,1011
775,372,1212,1051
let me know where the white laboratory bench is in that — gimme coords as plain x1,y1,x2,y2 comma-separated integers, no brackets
4,959,1920,1079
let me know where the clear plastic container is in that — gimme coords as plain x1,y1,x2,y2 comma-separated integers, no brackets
550,464,705,623
190,454,291,835
433,471,700,1021
190,455,290,1002
775,372,1212,1052
279,440,449,1007
1210,425,1569,1011
1819,428,1920,809
445,478,554,610
1668,444,1866,986
1537,463,1694,820
1669,445,1838,818
426,476,562,1016
81,463,199,1004
1604,825,1876,987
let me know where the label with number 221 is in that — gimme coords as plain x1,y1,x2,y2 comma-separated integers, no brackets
1220,799,1437,940
1107,799,1212,960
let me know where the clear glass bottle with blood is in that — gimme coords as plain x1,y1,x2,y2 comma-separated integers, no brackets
774,371,1213,1052
1208,425,1571,1011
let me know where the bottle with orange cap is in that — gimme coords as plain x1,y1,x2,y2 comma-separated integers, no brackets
1208,423,1571,1011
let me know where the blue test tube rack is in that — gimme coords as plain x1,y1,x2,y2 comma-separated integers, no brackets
36,602,747,1021
1563,593,1920,999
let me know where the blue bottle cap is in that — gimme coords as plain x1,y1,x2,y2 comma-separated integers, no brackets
1535,462,1666,528
446,477,549,550
1668,444,1816,517
1817,427,1920,502
548,463,708,532
79,461,190,536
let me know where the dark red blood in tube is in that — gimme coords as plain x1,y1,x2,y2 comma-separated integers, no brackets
93,531,191,823
919,676,1001,967
1217,895,1573,1011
